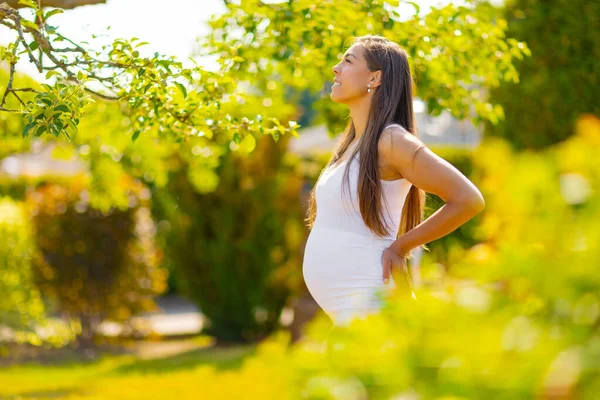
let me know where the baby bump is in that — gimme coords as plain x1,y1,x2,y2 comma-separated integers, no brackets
304,241,384,280
302,226,397,311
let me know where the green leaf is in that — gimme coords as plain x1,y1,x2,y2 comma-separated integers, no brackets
66,120,77,131
44,9,64,20
18,0,38,9
34,125,45,137
407,1,420,15
157,60,171,71
39,98,53,107
45,70,61,80
239,133,256,153
132,130,141,141
54,105,70,113
383,17,395,30
20,20,39,31
28,41,40,51
49,123,60,137
174,82,187,98
22,123,33,138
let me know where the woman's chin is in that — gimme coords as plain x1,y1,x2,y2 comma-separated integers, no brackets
329,92,344,103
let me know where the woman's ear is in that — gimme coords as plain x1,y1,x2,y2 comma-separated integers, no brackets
371,71,382,88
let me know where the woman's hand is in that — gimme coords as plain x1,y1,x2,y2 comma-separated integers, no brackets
381,244,416,298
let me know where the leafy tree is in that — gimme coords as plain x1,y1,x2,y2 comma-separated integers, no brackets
202,0,530,133
488,0,600,149
0,1,298,147
1,0,529,209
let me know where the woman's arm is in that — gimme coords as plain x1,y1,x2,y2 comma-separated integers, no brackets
379,125,486,256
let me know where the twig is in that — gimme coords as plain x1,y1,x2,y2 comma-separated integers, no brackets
0,43,18,109
11,90,26,107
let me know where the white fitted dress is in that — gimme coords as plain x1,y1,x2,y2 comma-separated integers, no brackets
302,129,414,326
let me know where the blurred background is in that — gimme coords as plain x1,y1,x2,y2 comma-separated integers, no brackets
1,0,598,398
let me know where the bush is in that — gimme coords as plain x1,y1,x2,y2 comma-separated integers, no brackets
153,135,306,342
25,175,167,344
488,0,600,149
0,197,46,344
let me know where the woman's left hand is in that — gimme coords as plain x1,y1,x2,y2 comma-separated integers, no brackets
381,244,415,296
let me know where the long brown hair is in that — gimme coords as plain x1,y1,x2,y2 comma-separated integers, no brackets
305,35,427,257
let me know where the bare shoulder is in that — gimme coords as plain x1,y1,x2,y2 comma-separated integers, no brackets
378,124,426,167
378,124,485,207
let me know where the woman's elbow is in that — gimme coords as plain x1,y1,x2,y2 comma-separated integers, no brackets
467,192,485,213
455,190,485,213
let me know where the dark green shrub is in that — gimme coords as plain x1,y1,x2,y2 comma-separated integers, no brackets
0,196,46,344
153,135,306,342
26,176,167,344
488,0,600,149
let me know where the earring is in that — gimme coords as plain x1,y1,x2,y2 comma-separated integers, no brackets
367,84,371,93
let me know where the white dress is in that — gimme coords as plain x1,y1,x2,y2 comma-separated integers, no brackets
302,127,414,326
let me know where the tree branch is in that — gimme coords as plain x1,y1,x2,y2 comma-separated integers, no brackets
0,40,18,109
3,0,106,9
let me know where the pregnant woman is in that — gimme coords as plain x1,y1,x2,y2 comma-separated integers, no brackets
302,35,486,327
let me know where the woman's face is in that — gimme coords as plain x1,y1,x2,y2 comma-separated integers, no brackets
330,44,371,104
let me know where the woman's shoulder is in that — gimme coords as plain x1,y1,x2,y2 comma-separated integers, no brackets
378,123,426,163
382,123,406,132
379,123,421,147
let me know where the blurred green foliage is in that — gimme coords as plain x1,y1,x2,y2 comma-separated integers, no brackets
153,134,307,342
1,67,306,343
25,176,167,344
488,0,600,149
31,113,600,399
4,114,598,398
0,197,46,344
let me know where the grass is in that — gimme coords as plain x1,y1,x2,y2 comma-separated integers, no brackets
0,335,259,399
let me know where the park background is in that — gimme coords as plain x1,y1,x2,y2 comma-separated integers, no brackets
0,0,599,398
